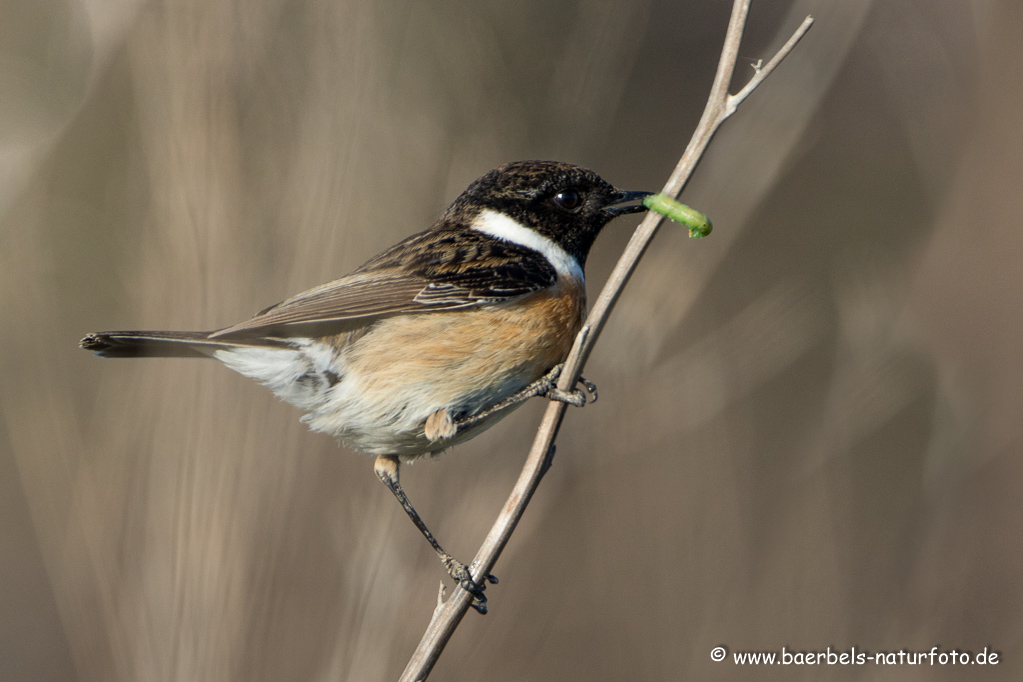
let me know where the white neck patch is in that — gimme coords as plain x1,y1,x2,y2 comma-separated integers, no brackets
471,209,584,282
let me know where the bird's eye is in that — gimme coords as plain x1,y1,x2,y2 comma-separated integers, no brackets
552,189,583,212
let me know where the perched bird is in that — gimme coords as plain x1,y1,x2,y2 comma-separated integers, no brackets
82,160,651,612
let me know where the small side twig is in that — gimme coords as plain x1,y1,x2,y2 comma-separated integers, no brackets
399,3,813,680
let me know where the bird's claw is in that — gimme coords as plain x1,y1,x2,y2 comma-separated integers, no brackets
444,557,497,615
544,366,598,407
577,376,598,403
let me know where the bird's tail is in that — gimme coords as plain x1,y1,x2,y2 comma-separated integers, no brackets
80,330,291,358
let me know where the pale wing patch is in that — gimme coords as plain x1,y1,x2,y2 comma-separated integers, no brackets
413,283,482,307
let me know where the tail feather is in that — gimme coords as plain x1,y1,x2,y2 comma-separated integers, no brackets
80,330,292,358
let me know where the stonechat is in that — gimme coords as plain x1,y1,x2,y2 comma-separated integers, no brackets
82,160,651,612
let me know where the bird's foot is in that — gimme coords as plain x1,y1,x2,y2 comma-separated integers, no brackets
442,555,498,615
452,365,597,435
543,365,598,407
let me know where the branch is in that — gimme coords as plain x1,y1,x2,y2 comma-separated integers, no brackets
399,4,813,680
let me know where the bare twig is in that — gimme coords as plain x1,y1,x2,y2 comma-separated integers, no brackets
399,3,813,680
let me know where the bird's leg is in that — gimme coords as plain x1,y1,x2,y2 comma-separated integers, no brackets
453,363,598,432
373,454,496,614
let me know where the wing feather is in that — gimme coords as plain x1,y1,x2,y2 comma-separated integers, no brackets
212,226,558,339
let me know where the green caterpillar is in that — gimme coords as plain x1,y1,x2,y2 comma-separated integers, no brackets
643,194,713,238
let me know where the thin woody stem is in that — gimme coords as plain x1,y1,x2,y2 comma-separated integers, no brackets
398,3,813,679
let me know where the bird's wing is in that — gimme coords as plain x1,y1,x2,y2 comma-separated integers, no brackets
212,227,558,338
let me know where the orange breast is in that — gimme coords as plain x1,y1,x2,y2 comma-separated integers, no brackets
340,277,586,412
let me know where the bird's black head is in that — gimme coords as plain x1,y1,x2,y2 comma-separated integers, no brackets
444,161,651,268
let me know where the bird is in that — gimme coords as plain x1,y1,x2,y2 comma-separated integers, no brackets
81,160,651,613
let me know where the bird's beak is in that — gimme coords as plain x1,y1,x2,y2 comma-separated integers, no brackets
605,190,653,217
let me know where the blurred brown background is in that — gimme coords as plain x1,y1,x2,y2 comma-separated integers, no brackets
1,0,1020,680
